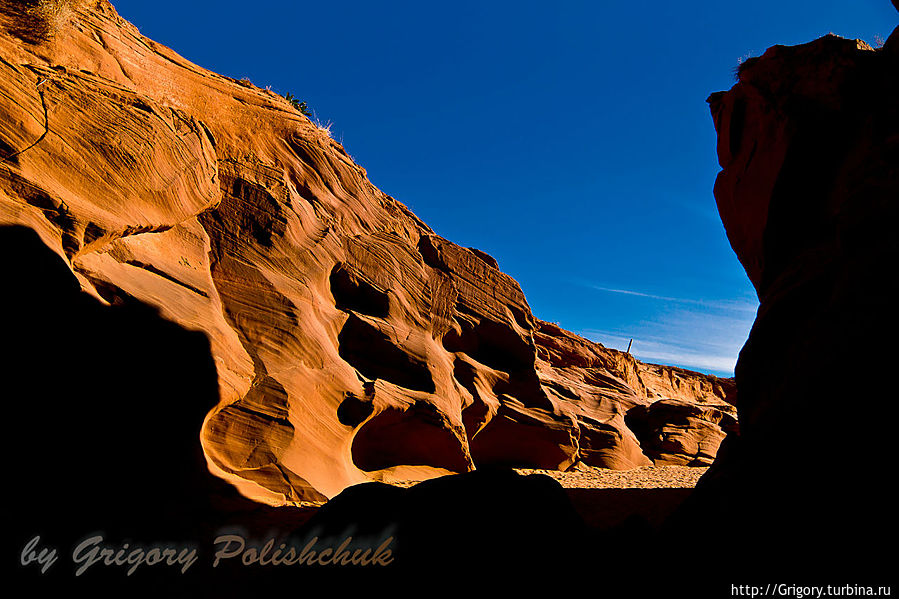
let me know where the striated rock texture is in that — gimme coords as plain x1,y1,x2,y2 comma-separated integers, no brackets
626,399,737,466
0,0,734,505
672,24,898,578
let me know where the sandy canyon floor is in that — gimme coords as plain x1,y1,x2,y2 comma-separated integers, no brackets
388,464,709,489
384,465,709,529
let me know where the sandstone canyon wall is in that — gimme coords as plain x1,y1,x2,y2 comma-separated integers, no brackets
0,0,735,506
669,22,898,579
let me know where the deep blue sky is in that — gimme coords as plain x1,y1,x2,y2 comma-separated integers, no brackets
112,1,896,376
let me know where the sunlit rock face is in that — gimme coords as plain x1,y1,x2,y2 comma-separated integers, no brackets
0,0,734,504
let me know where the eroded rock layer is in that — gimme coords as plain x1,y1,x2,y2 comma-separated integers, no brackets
0,0,735,504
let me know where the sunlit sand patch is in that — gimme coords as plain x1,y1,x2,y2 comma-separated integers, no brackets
385,464,709,489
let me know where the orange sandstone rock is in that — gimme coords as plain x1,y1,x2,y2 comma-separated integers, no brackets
0,0,735,505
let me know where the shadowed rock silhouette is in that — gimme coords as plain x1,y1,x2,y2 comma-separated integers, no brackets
1,225,602,590
2,225,226,590
666,23,898,585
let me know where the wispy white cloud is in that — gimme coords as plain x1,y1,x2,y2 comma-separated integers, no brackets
587,285,758,313
572,283,758,376
579,328,743,374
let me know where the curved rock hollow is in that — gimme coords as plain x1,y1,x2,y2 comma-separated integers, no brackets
0,0,736,504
